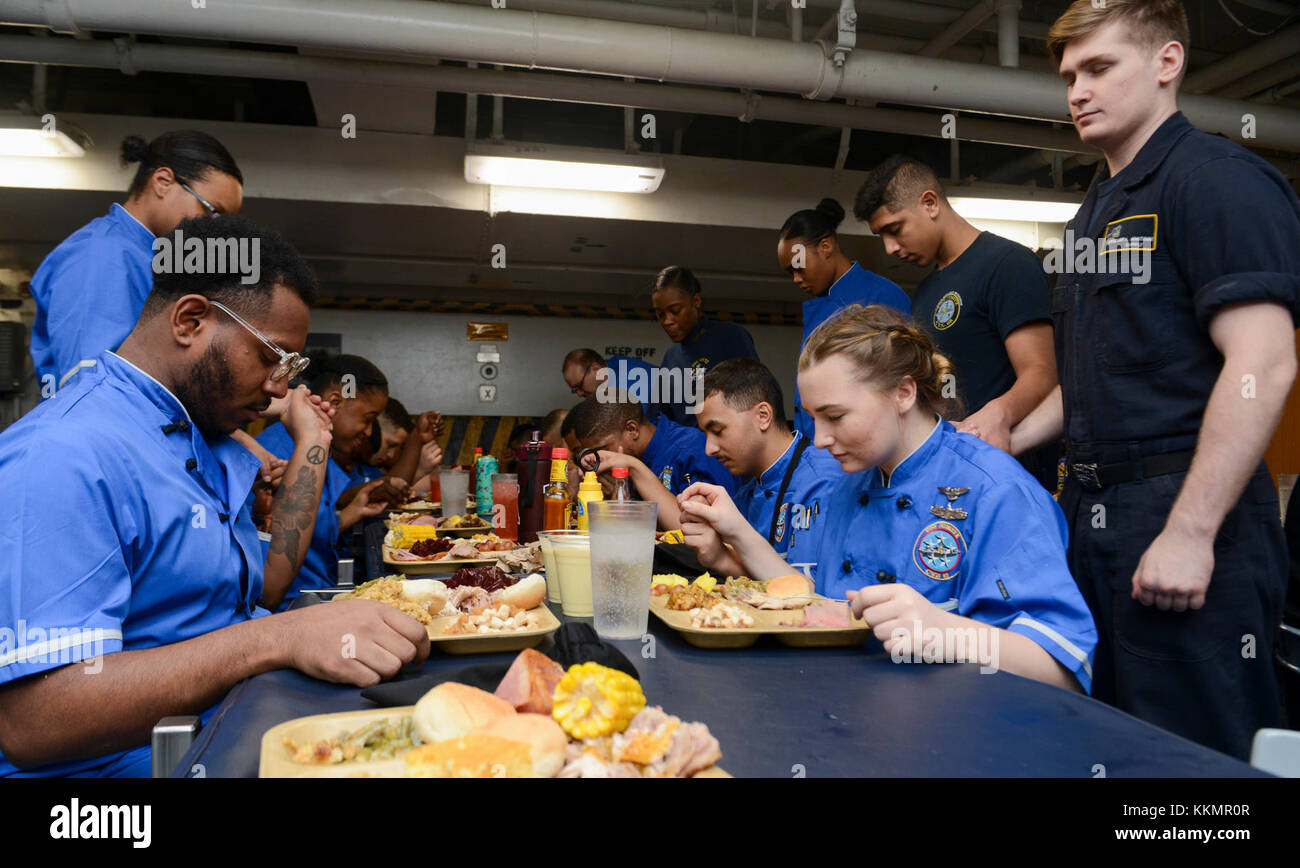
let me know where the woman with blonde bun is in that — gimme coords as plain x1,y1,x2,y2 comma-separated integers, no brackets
679,304,1097,693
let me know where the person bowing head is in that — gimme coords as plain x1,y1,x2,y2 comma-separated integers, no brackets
679,304,1097,693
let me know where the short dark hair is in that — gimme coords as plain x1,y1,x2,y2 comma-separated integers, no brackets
568,394,644,442
779,198,845,244
381,397,412,432
121,130,243,196
560,405,579,439
562,348,604,371
507,422,536,447
652,266,702,299
140,214,318,319
703,358,788,425
302,352,388,397
854,156,946,222
540,408,569,438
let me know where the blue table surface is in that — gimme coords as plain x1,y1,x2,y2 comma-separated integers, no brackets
175,615,1264,778
174,525,1265,777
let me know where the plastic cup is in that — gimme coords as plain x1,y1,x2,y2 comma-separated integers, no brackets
549,531,593,617
588,500,657,640
491,473,519,541
537,528,586,606
439,468,469,516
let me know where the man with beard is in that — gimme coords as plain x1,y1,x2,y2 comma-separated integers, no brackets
0,215,430,776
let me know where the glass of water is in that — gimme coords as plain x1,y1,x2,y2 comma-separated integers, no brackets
588,500,657,640
439,468,469,516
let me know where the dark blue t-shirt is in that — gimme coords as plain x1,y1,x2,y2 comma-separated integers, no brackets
913,232,1051,414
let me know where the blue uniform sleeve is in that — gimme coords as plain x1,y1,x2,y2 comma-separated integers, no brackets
40,237,150,386
959,482,1097,692
1167,155,1300,329
871,278,912,315
0,437,132,686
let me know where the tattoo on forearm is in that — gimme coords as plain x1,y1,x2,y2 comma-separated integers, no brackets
306,445,325,465
269,465,323,562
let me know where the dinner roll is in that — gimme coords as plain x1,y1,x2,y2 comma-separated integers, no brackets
495,573,546,611
412,682,516,744
767,574,813,598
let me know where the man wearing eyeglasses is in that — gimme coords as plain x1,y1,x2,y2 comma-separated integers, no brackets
561,347,665,421
0,215,430,776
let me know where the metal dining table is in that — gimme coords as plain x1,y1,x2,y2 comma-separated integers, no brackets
174,603,1264,778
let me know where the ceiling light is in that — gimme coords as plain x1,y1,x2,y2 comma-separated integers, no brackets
949,195,1083,224
465,142,664,194
0,114,86,158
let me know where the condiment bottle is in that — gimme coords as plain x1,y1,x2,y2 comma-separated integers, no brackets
575,470,603,531
468,446,483,503
542,447,572,531
517,431,552,543
611,466,632,502
475,454,498,518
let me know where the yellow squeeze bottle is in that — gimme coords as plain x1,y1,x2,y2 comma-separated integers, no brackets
576,471,604,531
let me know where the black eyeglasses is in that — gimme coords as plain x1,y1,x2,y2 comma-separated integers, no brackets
209,300,309,382
180,181,222,216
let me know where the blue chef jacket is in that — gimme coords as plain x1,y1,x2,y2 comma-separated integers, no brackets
639,417,737,497
732,432,843,558
795,263,910,438
29,204,157,391
791,418,1097,692
256,422,352,607
0,351,267,776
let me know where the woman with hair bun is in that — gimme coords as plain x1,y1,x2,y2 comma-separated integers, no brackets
30,130,243,391
679,304,1097,693
777,198,910,439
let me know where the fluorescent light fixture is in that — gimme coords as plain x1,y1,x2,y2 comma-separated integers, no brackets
465,142,664,193
949,195,1082,224
0,114,85,158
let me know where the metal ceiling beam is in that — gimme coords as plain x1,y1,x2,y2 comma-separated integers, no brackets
1,0,1297,151
918,0,997,58
1184,22,1300,94
0,35,1095,154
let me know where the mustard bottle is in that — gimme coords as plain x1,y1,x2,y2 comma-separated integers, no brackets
575,470,604,531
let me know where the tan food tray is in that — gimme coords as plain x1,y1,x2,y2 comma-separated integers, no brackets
649,595,871,649
260,705,729,778
381,545,497,575
389,502,439,515
427,601,562,654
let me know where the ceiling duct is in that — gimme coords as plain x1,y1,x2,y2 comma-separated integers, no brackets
0,0,1297,151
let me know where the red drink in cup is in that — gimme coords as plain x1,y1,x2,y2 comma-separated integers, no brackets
492,473,519,541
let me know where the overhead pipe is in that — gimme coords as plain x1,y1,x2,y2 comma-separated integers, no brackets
1184,22,1300,94
1216,55,1300,101
918,0,996,58
1,0,1296,151
997,0,1019,69
446,0,790,38
0,34,1096,154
